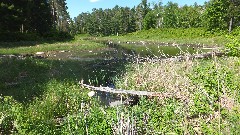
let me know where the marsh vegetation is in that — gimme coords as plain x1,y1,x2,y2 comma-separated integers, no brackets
1,0,240,134
0,33,240,134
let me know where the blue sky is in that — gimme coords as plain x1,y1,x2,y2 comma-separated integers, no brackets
66,0,208,18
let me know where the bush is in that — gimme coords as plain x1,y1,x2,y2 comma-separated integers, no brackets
42,31,74,41
0,32,40,42
230,26,240,36
189,61,237,113
0,31,73,42
225,35,240,57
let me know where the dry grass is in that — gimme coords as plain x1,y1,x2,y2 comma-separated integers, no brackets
114,56,240,134
117,56,239,102
116,58,196,103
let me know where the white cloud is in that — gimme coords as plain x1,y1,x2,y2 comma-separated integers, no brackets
89,0,100,3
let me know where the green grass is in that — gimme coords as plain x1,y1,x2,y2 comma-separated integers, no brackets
0,32,240,134
0,34,127,134
100,28,228,46
0,35,106,55
119,43,200,57
0,55,127,134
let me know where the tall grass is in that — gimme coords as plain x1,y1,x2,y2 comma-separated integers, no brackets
114,56,240,134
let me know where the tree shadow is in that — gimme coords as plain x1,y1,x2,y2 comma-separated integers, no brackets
0,56,127,103
0,32,74,48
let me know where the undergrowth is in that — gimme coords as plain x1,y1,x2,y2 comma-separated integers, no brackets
115,57,240,134
0,34,240,134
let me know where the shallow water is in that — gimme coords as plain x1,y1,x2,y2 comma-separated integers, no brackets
46,41,210,61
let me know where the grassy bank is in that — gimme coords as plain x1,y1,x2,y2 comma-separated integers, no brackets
0,36,125,134
0,35,106,55
99,28,232,46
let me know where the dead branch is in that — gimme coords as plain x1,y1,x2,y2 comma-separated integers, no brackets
79,82,189,102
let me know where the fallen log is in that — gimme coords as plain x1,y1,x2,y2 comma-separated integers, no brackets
79,81,189,102
80,82,160,96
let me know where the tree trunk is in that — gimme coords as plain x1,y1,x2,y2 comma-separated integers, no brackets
20,24,24,33
229,17,233,33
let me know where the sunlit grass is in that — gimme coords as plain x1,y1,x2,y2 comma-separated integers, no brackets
101,28,227,46
0,35,106,55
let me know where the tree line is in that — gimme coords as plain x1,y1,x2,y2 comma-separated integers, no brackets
72,0,240,36
0,0,240,41
0,0,71,41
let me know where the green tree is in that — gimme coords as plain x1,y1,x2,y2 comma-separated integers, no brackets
204,0,230,31
177,4,203,28
49,0,70,32
27,0,53,34
135,0,150,30
0,0,53,34
152,1,164,28
228,0,240,32
0,0,25,32
75,12,91,34
143,11,156,30
162,2,179,28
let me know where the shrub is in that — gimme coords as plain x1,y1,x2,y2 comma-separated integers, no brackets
42,31,74,41
225,35,240,57
0,32,40,42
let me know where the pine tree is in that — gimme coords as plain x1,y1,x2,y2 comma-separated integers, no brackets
49,0,70,32
0,0,25,32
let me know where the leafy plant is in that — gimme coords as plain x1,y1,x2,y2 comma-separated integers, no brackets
189,61,236,115
225,35,240,57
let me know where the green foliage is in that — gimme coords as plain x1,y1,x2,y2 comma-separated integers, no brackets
0,31,73,42
177,4,204,28
0,1,25,32
75,6,136,36
225,35,240,57
162,2,180,28
143,11,156,30
0,0,53,34
127,28,216,40
0,32,40,42
230,26,240,36
71,0,240,37
0,34,240,134
0,0,71,42
103,27,228,46
204,0,230,31
50,0,70,32
189,61,237,115
42,31,74,41
61,105,113,134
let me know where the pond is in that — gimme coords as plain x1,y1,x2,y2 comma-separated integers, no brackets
40,40,213,87
46,40,211,61
0,40,214,104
